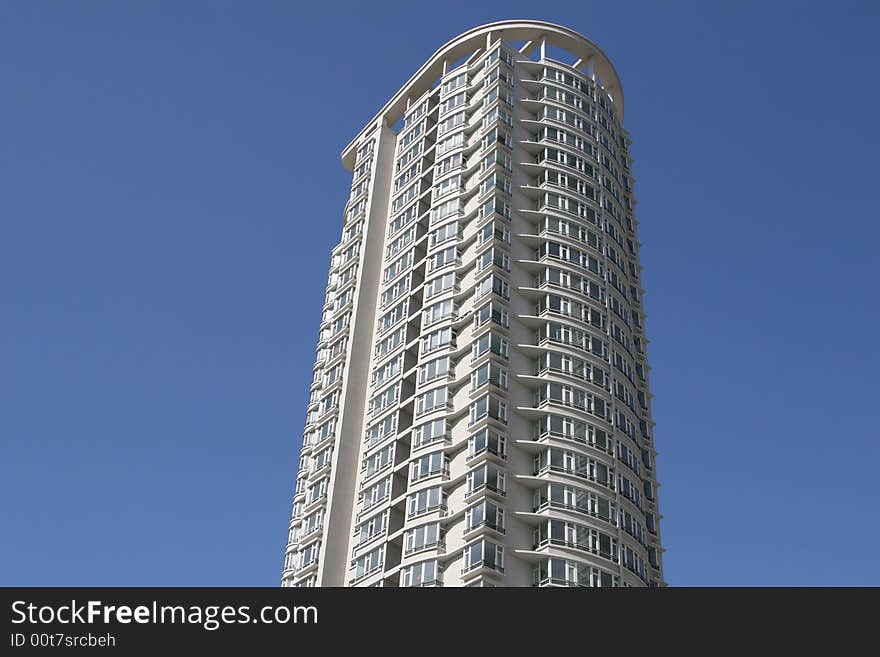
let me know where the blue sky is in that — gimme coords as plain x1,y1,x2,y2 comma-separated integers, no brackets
1,1,878,586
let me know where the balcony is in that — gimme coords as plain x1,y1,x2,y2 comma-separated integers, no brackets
532,538,616,563
531,500,616,526
407,502,448,521
533,577,589,588
404,538,446,557
409,465,451,484
461,560,504,576
463,520,506,536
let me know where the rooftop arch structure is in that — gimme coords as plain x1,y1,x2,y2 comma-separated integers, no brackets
341,20,625,169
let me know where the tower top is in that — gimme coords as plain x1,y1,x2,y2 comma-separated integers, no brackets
341,20,625,169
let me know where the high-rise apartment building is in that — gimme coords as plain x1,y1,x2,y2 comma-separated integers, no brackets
281,20,665,588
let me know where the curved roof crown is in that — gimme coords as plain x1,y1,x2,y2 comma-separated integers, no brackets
342,20,624,167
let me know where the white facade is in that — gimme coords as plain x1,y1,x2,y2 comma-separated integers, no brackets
282,21,665,588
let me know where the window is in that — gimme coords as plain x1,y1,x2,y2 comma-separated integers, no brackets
418,356,449,384
534,482,614,522
311,447,332,473
396,142,422,172
433,175,462,198
482,105,513,126
299,541,320,569
616,441,641,476
338,264,357,286
346,198,366,223
645,512,657,534
337,243,359,266
361,476,391,512
393,162,420,193
327,336,348,361
407,486,446,517
334,287,354,311
533,558,618,587
534,448,612,485
466,464,505,496
352,546,384,581
411,451,448,482
463,540,504,573
412,418,447,449
324,363,342,387
436,131,466,156
533,381,606,419
369,383,399,415
398,122,423,151
403,102,426,130
331,313,349,335
319,390,339,415
622,545,647,581
485,47,513,68
536,350,607,388
532,412,610,452
538,321,607,359
474,301,509,329
372,354,403,387
435,153,463,177
400,560,441,587
424,272,456,299
428,246,458,272
374,326,407,359
378,299,408,333
468,428,506,459
362,444,394,479
439,91,467,115
387,225,416,259
617,474,643,509
541,217,601,250
356,510,387,545
465,500,504,533
423,298,457,326
431,197,461,224
416,387,448,415
481,127,512,150
480,195,511,219
441,72,468,95
405,522,443,553
301,509,323,537
472,331,508,361
620,509,645,544
430,221,459,246
477,247,510,272
391,184,419,214
475,273,510,300
478,221,510,246
307,478,327,504
484,62,513,87
365,412,396,447
356,140,374,162
481,149,512,172
380,274,410,308
479,171,511,196
438,111,466,136
470,361,508,392
534,520,617,561
469,394,507,425
422,327,454,354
